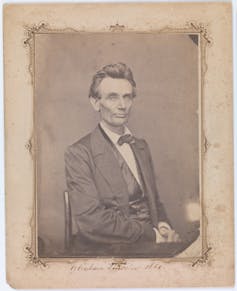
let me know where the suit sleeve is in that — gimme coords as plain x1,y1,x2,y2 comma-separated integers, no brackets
144,141,172,226
64,143,155,244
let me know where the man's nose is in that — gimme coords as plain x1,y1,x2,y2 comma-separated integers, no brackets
118,96,126,109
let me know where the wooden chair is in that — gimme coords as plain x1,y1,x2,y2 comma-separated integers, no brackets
63,191,73,252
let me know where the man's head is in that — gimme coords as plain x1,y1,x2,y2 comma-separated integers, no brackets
89,63,136,132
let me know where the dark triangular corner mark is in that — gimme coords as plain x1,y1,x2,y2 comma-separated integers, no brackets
189,34,199,46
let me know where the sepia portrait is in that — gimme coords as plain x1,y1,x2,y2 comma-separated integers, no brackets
36,32,201,258
4,3,234,288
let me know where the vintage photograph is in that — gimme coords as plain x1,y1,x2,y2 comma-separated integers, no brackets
5,3,234,288
35,32,201,258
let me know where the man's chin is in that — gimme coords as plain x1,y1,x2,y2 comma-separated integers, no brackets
113,117,128,125
112,121,127,127
102,118,128,129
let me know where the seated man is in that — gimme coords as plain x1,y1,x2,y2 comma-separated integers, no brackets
64,63,181,257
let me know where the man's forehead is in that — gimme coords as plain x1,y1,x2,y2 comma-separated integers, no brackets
98,77,133,94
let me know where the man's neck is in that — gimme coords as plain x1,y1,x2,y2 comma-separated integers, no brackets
100,121,125,135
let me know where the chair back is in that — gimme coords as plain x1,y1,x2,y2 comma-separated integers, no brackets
63,191,72,251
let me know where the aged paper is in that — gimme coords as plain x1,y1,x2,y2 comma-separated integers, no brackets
4,3,234,288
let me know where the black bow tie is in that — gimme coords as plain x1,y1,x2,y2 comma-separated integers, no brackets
118,134,135,146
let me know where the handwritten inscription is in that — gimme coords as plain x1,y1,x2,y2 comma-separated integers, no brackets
70,264,104,271
70,262,162,272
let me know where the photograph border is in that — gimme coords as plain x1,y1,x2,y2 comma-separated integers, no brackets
24,22,211,266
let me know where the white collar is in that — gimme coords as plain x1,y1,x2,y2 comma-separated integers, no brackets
100,121,132,146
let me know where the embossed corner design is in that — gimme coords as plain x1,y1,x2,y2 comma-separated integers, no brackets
25,246,48,268
23,22,48,84
23,22,81,84
23,22,48,46
191,247,212,267
189,22,212,45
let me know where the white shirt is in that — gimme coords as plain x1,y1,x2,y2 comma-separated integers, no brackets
100,122,141,186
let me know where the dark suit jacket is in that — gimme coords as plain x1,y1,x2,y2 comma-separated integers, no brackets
64,125,170,249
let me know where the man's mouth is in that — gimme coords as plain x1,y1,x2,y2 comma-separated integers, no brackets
115,114,127,118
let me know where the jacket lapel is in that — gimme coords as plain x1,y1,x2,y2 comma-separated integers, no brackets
130,140,158,226
90,126,128,201
90,126,158,225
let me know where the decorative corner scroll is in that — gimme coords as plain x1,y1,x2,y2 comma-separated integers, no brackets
23,22,49,83
191,246,212,267
25,246,48,268
110,23,125,32
189,22,212,45
23,22,48,46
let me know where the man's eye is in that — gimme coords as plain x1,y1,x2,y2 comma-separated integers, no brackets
108,95,118,100
124,95,133,100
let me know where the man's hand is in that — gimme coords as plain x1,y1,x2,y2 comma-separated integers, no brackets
153,222,181,243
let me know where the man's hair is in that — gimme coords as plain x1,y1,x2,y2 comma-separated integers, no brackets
89,63,136,99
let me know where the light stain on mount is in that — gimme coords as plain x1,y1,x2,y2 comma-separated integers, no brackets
213,143,220,148
215,204,226,213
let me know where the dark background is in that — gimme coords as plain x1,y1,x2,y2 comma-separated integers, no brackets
35,33,199,256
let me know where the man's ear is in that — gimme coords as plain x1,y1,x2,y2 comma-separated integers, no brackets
89,97,100,112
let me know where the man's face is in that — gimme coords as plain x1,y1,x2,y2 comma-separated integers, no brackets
90,77,134,128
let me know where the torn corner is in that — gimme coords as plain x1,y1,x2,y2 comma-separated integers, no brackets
189,34,199,46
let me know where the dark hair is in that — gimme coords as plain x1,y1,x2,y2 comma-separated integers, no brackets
89,63,136,99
